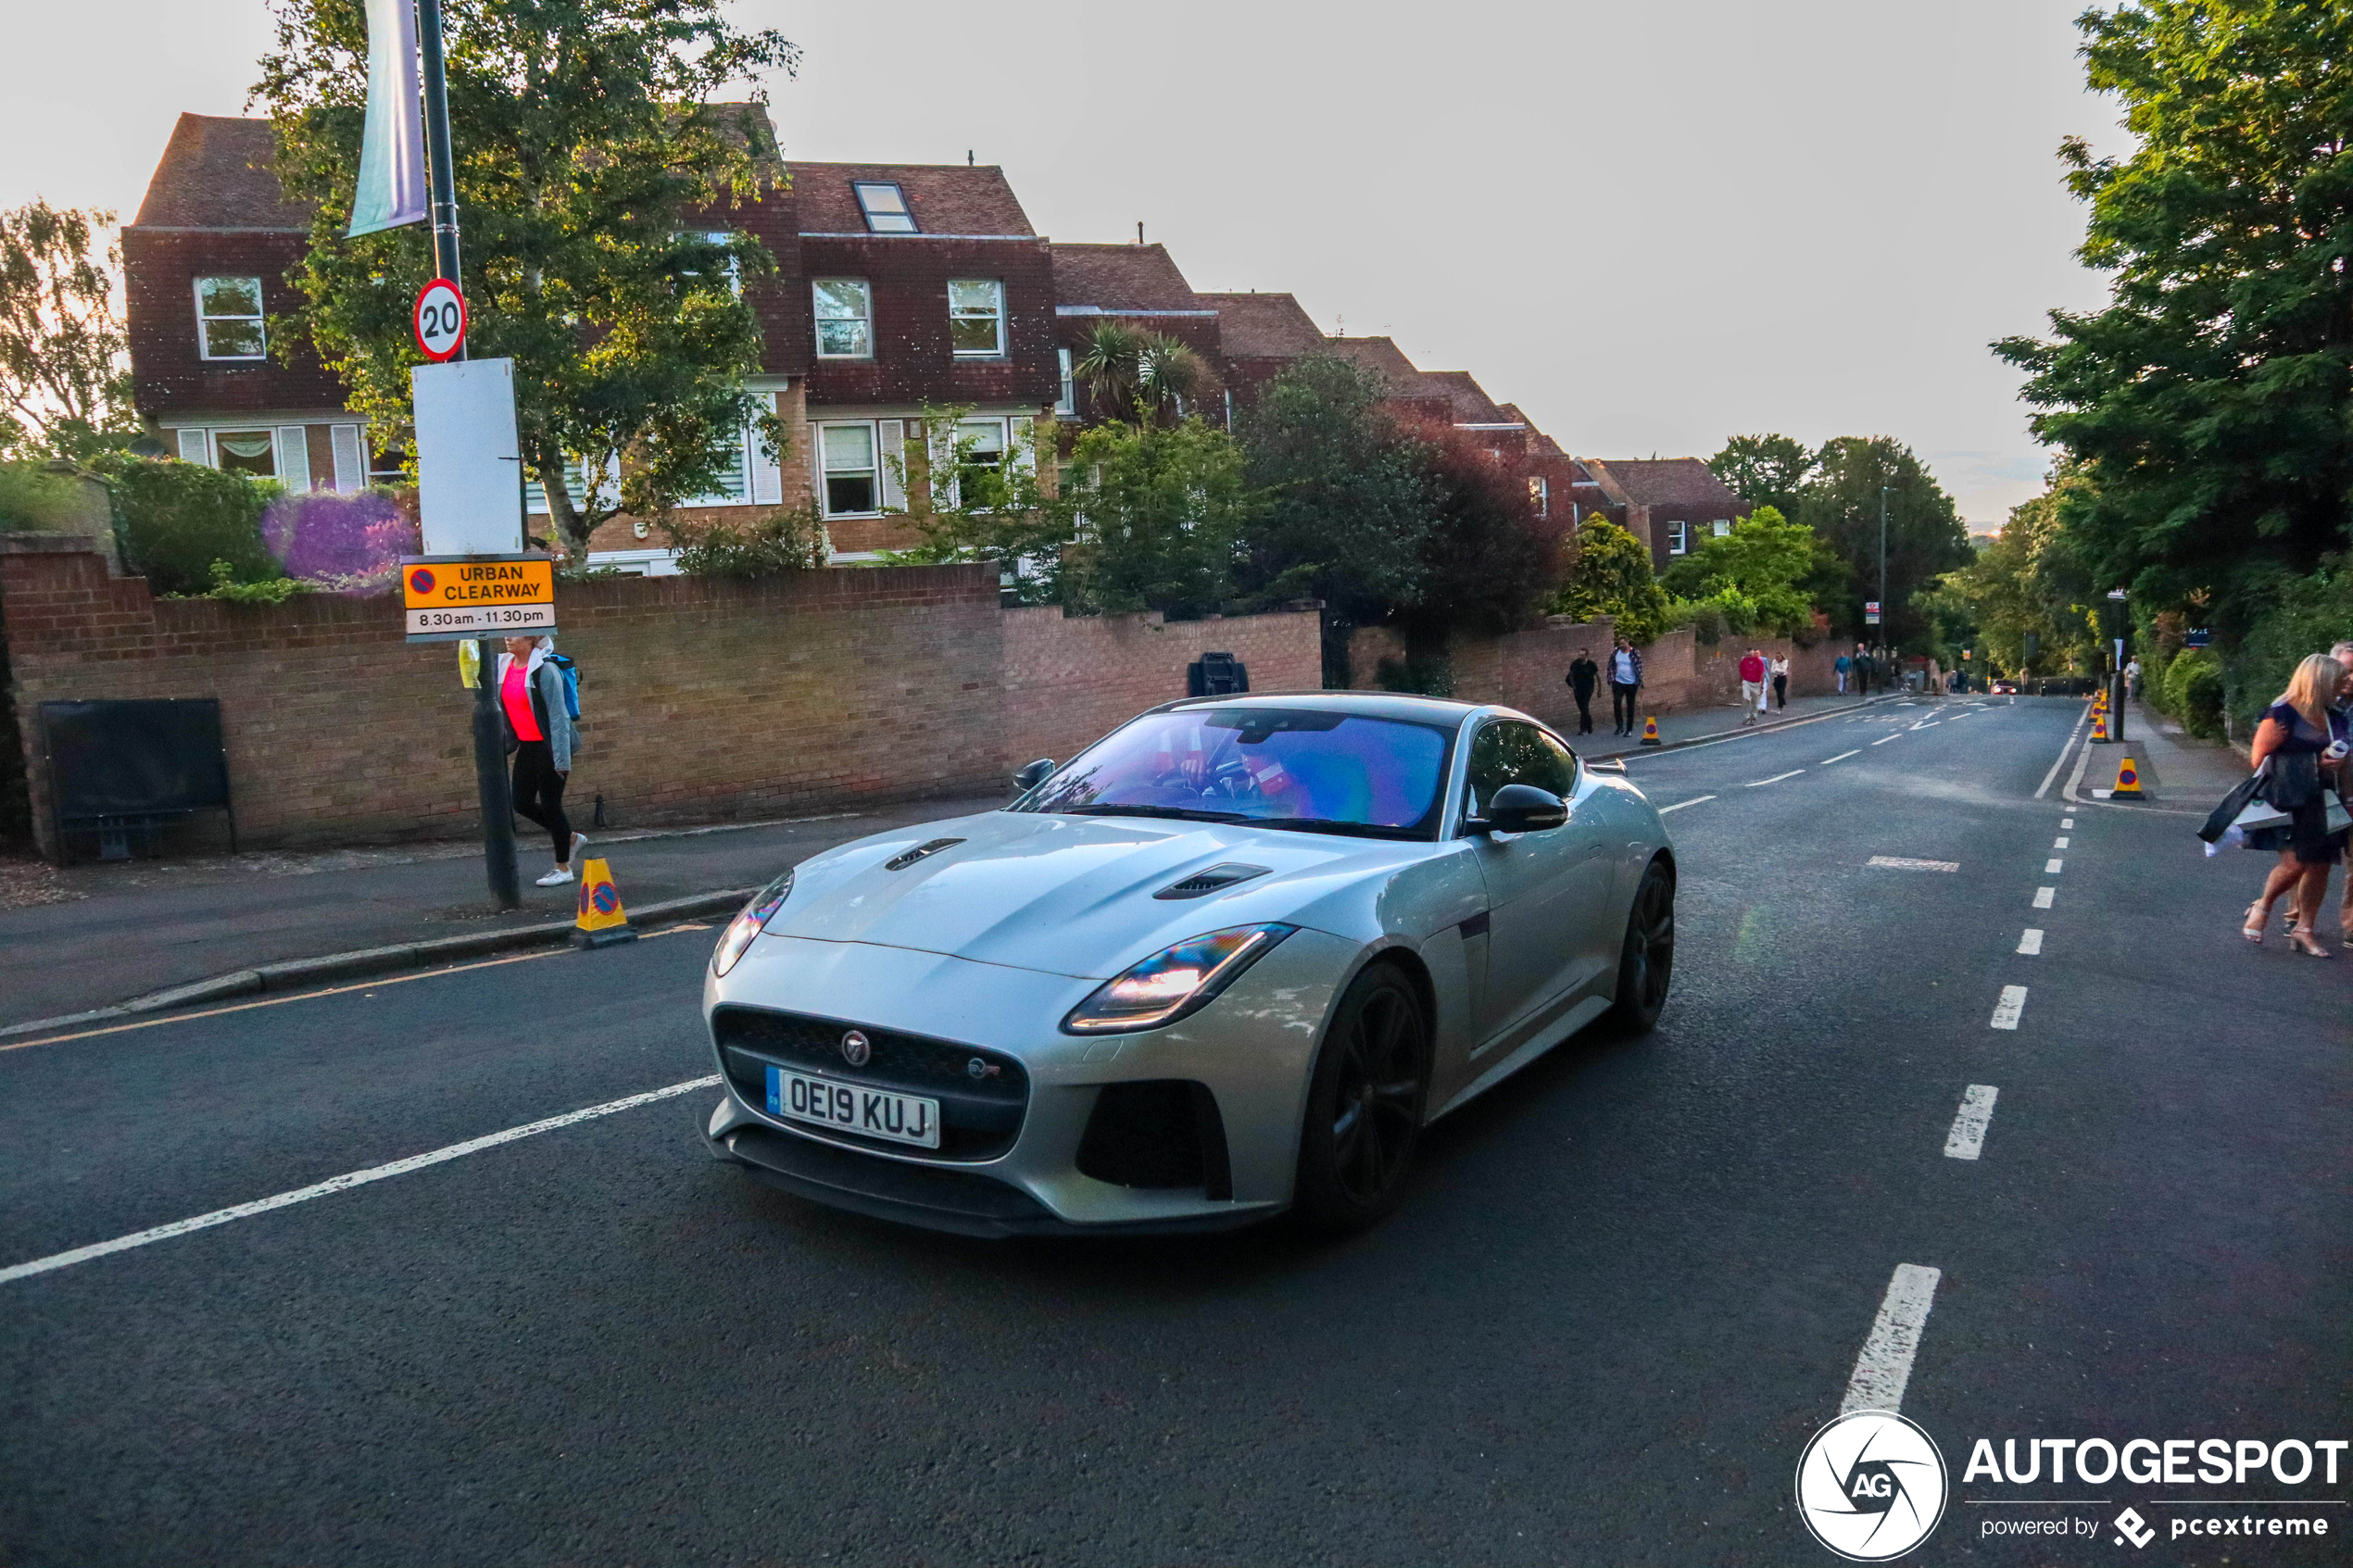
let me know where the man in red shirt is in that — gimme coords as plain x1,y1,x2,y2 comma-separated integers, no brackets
1738,648,1768,725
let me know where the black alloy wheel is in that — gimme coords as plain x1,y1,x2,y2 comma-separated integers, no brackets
1292,964,1429,1234
1608,859,1676,1034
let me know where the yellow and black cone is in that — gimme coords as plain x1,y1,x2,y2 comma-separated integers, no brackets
2112,756,2143,797
1640,715,1662,746
2091,708,2111,743
571,856,637,948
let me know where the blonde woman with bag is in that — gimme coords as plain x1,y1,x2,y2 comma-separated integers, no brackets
2239,654,2352,956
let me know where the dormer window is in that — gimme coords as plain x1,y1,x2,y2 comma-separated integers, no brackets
195,276,266,360
813,280,873,358
853,182,916,233
948,280,1004,357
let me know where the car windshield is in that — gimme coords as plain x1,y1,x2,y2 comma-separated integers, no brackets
1013,707,1453,839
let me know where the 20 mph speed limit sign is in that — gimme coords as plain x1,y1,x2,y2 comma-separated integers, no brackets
413,278,467,362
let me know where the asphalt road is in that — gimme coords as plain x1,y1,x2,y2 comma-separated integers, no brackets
2,696,2345,1566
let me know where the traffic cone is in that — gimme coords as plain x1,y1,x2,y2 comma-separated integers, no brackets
2112,756,2143,797
571,857,637,948
1640,715,1662,746
2091,708,2111,743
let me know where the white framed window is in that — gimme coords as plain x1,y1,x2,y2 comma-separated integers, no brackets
948,280,1004,357
813,279,872,358
1529,476,1549,519
1712,518,1732,536
683,230,741,296
1667,520,1689,556
212,429,278,477
853,182,916,233
820,422,879,516
195,277,266,360
686,427,752,508
1055,347,1075,416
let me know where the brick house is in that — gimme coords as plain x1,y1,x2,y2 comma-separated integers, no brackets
1575,458,1750,571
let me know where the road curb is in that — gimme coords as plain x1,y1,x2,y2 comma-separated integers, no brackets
1604,692,1916,760
0,886,755,1040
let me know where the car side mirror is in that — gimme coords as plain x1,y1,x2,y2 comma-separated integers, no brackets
1470,784,1568,835
1012,758,1056,793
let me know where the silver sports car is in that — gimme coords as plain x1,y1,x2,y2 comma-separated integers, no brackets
702,692,1675,1236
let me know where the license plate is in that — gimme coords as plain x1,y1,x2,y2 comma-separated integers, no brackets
766,1064,940,1149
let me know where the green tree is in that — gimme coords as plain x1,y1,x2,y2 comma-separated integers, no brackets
1553,519,1671,643
1707,433,1815,517
1056,419,1257,617
255,0,798,558
1398,422,1559,646
0,201,135,458
1994,0,2353,638
1659,504,1825,635
1939,466,2101,677
1795,436,1970,648
873,405,1059,596
1235,355,1436,681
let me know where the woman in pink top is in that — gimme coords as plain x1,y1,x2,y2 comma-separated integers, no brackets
497,634,585,886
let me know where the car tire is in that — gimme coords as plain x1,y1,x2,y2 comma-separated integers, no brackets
1291,962,1430,1235
1606,858,1676,1035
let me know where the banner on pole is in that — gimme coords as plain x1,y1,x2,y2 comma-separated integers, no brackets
348,0,427,236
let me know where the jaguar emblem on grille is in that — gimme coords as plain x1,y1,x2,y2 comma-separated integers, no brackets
967,1057,1000,1079
840,1030,872,1066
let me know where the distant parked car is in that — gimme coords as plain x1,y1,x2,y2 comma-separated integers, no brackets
1990,679,2019,695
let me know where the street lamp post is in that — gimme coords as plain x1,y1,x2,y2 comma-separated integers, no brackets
1878,483,1889,665
417,0,521,911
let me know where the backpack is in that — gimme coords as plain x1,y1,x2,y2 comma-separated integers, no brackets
545,653,583,720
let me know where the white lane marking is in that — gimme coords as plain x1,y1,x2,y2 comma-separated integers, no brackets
2032,886,2056,909
1747,770,1806,787
1842,1263,1943,1414
1871,734,1903,746
1911,721,1942,730
2053,836,2070,849
2045,858,2064,874
1822,750,1860,764
1990,985,2029,1030
1657,795,1716,813
2018,928,2044,955
2035,705,2093,798
2061,817,2074,829
0,1076,724,1286
2063,729,2098,803
1869,856,1958,872
1944,1085,1999,1160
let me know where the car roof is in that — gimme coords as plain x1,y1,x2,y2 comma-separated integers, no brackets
1161,690,1481,724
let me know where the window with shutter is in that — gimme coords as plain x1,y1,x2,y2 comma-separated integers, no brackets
177,428,211,465
275,426,312,492
820,422,880,517
330,425,365,493
876,420,907,511
749,394,784,505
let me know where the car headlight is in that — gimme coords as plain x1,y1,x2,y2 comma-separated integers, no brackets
711,871,795,977
1062,923,1296,1035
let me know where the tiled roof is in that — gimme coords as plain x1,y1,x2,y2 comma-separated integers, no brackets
1196,292,1326,358
1422,370,1515,425
789,161,1036,236
1324,335,1423,385
132,115,312,231
1051,243,1205,311
1586,458,1747,511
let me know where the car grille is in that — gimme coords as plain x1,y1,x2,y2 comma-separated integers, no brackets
711,1005,1028,1162
1075,1080,1232,1198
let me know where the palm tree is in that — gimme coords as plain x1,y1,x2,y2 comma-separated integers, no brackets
1074,322,1204,426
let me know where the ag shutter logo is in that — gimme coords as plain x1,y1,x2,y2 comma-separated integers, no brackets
1796,1411,1949,1561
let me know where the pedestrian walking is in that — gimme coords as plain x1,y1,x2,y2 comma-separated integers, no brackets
1567,650,1600,735
1771,653,1791,709
1853,643,1874,696
1738,647,1768,725
1835,650,1851,694
1608,637,1643,735
2125,655,2144,701
497,633,586,888
2238,654,2351,957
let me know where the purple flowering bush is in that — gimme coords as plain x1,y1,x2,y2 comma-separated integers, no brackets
260,490,421,593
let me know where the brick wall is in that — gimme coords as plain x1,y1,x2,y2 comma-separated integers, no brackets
1000,606,1325,769
0,538,1321,859
1346,620,1841,734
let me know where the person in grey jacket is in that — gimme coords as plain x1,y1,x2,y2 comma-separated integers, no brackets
497,634,585,886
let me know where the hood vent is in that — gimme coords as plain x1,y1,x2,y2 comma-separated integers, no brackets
1153,862,1271,900
885,836,965,872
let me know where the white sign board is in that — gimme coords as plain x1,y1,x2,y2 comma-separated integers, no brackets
412,357,523,556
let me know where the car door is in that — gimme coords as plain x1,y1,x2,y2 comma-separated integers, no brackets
1465,720,1612,1045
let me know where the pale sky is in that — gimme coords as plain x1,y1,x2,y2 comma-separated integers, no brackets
4,0,2132,524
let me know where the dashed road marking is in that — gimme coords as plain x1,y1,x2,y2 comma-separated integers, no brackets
1990,985,2029,1030
0,1075,724,1286
1657,795,1716,813
2053,836,2069,848
2032,886,2056,909
2017,929,2044,955
1842,1263,1943,1415
1747,770,1806,787
2061,817,2074,829
1869,856,1959,872
1944,1085,1999,1160
1871,734,1903,746
2045,858,2064,874
1822,750,1860,764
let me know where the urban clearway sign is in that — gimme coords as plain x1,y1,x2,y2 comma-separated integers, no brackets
400,555,556,643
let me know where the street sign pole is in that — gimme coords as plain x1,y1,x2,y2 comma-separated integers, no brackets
416,0,520,910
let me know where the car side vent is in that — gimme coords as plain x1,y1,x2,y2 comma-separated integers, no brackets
884,836,965,872
1153,862,1271,900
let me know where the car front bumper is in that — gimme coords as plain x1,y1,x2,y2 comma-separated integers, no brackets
701,928,1359,1236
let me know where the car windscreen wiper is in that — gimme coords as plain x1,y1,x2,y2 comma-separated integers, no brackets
1063,804,1252,823
1245,817,1428,841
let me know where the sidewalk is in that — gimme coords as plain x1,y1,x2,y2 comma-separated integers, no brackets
0,793,1004,1031
2070,698,2245,809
